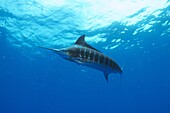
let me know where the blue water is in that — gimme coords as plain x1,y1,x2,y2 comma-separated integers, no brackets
0,0,170,113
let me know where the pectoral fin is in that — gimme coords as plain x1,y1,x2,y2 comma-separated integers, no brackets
74,59,83,64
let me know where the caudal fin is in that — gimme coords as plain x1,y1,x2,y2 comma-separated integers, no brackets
103,70,123,82
103,72,109,82
120,66,123,86
119,72,123,88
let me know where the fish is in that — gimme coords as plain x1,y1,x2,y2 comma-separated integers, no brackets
40,35,122,81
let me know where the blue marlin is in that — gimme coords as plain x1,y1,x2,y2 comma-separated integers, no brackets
40,35,122,81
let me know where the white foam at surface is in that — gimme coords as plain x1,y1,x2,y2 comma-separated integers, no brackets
0,0,169,53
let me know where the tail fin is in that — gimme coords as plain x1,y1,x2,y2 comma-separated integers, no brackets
103,72,109,82
119,68,123,88
119,72,122,88
103,72,123,85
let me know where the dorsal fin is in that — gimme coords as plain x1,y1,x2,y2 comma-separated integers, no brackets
75,35,101,53
75,35,86,45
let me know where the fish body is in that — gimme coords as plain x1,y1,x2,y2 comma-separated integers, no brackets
40,35,122,81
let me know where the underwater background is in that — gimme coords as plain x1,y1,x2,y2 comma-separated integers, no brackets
0,0,170,113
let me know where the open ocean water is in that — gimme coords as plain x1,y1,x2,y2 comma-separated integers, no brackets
0,0,170,113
